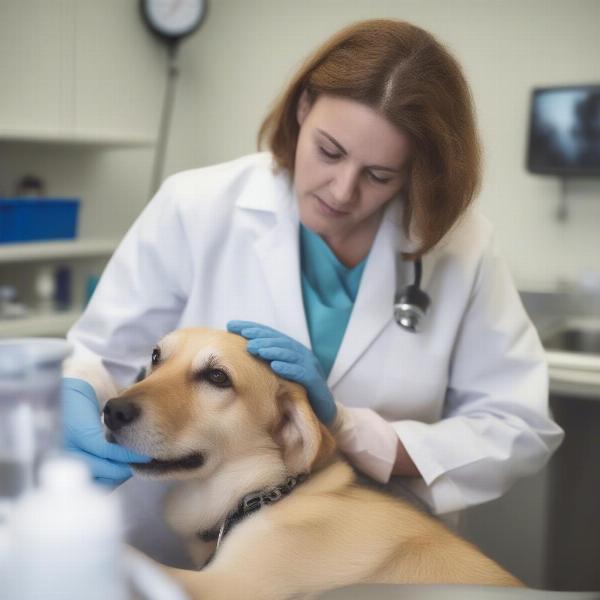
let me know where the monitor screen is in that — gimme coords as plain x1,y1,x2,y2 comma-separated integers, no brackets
526,85,600,176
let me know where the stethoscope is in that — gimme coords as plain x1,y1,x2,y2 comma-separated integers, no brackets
393,256,431,333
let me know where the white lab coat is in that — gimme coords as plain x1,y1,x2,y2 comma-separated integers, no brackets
65,152,563,517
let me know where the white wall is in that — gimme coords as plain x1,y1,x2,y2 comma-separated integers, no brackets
2,0,598,291
162,0,600,291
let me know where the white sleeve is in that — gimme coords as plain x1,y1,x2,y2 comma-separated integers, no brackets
333,239,564,515
330,402,398,484
64,177,193,403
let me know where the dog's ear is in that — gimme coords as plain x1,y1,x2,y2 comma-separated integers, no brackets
273,380,336,474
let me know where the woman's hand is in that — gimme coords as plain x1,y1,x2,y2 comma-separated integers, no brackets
227,320,336,426
61,378,153,486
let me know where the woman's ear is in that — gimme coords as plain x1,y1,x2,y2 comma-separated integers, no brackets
273,380,336,474
296,89,312,127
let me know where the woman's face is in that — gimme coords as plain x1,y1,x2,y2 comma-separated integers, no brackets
294,94,411,251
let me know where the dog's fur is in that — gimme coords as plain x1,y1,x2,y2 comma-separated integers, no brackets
104,327,522,599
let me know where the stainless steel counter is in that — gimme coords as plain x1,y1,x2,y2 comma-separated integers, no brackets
520,290,600,397
320,584,600,599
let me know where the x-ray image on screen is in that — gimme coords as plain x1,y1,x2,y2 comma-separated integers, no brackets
527,86,600,175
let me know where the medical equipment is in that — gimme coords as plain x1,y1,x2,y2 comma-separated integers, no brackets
140,0,208,197
526,85,600,221
6,455,127,600
0,338,71,499
394,257,431,333
2,454,188,600
527,84,600,177
141,0,207,42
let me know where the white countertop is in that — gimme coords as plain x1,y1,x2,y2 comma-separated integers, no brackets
539,317,600,398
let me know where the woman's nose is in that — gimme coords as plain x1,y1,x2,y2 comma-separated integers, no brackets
330,165,360,205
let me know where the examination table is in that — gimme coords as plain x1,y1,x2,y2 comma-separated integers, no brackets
320,585,600,599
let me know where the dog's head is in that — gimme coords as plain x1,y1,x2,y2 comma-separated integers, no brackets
102,327,336,480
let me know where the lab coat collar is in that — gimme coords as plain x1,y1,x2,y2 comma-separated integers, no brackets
235,155,293,216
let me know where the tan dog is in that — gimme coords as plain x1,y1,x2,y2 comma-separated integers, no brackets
102,327,522,599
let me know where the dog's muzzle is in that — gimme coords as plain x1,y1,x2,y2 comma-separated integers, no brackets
103,397,206,474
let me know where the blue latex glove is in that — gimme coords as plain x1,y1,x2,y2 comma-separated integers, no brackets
227,321,337,425
61,378,152,487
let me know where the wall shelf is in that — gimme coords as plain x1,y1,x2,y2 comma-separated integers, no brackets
0,238,119,264
0,2,160,340
0,129,156,147
0,309,80,338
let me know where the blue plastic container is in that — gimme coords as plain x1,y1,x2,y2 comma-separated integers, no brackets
0,198,79,244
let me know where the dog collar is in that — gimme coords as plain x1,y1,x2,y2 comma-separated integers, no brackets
198,473,308,552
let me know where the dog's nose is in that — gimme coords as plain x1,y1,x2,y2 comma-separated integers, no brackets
103,398,141,431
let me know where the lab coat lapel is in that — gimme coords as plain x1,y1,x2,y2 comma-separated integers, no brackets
235,159,311,347
252,204,312,348
328,205,408,388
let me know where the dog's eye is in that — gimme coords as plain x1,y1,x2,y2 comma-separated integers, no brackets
151,347,161,365
207,369,231,387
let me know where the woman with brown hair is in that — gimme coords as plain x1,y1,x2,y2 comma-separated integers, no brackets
62,19,562,519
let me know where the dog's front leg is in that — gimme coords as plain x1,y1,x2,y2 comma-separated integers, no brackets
163,565,253,600
185,536,218,569
126,544,285,599
162,562,328,600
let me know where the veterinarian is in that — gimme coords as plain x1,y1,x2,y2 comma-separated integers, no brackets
62,19,563,515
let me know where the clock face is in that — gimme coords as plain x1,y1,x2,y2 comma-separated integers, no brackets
142,0,206,39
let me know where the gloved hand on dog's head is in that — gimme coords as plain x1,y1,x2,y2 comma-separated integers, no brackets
227,320,337,426
61,378,152,487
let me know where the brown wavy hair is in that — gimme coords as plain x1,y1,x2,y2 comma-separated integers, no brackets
258,19,481,258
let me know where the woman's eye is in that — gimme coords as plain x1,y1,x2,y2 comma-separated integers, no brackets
151,347,161,365
367,171,392,184
207,369,231,387
318,146,341,160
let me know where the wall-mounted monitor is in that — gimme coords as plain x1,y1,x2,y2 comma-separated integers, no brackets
526,85,600,176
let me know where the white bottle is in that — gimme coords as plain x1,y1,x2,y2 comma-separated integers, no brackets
6,455,127,600
34,266,55,313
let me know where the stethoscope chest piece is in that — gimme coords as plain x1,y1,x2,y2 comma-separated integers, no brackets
394,284,430,333
394,257,431,333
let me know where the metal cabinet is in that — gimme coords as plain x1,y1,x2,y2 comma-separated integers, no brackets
545,393,600,591
459,393,600,591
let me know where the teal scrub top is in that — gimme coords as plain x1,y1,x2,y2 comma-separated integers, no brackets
299,224,367,378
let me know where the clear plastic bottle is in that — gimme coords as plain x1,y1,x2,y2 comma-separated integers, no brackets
6,455,127,600
0,337,72,499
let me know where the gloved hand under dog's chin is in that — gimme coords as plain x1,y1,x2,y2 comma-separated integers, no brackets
227,321,337,426
61,378,153,487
